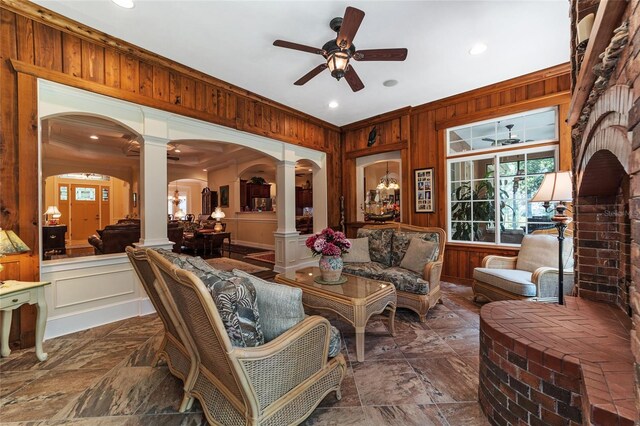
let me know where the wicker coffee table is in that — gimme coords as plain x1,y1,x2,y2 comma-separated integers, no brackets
275,267,396,362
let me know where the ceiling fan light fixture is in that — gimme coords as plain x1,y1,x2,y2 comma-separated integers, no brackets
327,51,350,80
90,135,99,140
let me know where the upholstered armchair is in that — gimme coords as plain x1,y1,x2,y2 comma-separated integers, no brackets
473,233,575,302
146,250,346,426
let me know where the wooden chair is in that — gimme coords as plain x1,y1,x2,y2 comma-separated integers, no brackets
125,247,195,412
146,249,346,426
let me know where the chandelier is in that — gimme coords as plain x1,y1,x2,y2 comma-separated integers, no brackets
376,162,400,191
172,183,180,206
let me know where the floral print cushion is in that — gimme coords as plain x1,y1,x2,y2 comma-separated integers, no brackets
208,275,264,347
379,267,430,295
391,232,440,267
342,262,388,281
155,249,232,283
356,228,394,267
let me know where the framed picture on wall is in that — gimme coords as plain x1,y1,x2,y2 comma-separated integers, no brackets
220,185,229,208
414,168,435,213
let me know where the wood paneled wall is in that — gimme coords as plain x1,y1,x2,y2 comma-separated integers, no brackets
342,63,572,284
0,2,341,348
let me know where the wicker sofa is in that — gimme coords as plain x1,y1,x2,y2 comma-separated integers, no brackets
343,223,446,322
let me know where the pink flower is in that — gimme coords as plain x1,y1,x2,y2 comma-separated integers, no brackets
307,227,353,256
313,238,326,252
321,243,342,256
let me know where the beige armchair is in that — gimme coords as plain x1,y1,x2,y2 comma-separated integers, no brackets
472,232,575,302
146,249,346,426
125,247,195,412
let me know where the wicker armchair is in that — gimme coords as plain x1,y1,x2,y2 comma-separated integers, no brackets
146,250,346,426
472,230,575,302
125,247,195,412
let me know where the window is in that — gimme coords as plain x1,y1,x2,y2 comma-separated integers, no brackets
448,107,557,155
74,187,96,201
447,109,559,245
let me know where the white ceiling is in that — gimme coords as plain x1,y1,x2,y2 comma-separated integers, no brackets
32,0,570,126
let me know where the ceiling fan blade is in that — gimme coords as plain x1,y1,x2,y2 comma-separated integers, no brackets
344,65,364,92
481,138,496,142
336,7,365,49
294,64,328,86
167,155,180,161
273,40,324,55
353,48,408,61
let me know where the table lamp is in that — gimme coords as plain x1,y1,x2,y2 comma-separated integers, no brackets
0,228,31,279
530,171,573,305
174,209,186,220
44,206,61,225
211,207,226,232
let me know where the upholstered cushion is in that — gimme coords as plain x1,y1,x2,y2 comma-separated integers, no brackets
399,237,438,274
155,249,264,347
232,269,304,342
342,261,387,281
356,228,394,266
342,237,371,263
516,235,574,273
473,268,536,297
328,325,341,358
391,231,440,266
379,267,430,295
208,275,264,347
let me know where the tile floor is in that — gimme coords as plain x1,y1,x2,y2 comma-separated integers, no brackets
0,282,489,425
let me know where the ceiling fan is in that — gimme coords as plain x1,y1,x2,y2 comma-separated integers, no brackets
125,140,180,161
482,124,531,146
273,6,408,92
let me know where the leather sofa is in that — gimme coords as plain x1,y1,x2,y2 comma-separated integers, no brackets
88,222,183,255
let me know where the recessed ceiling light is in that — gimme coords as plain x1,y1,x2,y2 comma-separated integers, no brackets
308,168,312,172
469,43,487,55
328,101,339,109
174,149,181,153
90,135,99,140
383,79,398,87
111,0,134,8
202,169,208,172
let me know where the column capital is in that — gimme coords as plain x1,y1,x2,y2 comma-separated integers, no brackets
276,159,297,168
142,135,170,147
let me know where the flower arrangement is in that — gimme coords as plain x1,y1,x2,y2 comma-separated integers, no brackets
306,228,351,257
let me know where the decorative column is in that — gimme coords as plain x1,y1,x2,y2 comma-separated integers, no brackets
136,135,172,248
273,158,299,273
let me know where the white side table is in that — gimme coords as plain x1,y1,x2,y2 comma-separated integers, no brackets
0,280,51,361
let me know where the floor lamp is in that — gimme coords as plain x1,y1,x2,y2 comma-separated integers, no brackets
530,171,573,305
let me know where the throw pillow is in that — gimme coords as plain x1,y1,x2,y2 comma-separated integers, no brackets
232,269,305,342
399,237,438,274
208,275,264,347
342,237,371,263
328,325,341,358
356,228,394,266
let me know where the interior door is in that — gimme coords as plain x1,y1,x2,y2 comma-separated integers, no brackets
100,185,111,228
70,184,100,242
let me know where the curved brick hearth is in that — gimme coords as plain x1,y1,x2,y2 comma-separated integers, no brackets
479,298,635,426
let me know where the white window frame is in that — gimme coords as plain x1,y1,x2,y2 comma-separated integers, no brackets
447,145,558,246
447,107,558,157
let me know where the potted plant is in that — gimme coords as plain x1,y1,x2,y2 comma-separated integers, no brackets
305,228,351,283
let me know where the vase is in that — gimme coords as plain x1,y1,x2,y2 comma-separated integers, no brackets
318,255,344,283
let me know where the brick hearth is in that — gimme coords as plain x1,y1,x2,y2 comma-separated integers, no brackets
479,298,635,426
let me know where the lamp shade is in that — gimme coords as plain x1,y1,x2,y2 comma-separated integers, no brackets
530,171,573,203
44,206,61,216
211,207,226,220
0,229,30,254
174,209,186,219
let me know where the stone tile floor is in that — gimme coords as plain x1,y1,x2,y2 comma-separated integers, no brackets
0,282,489,425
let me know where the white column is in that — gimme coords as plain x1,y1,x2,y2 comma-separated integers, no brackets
273,159,299,273
137,135,172,248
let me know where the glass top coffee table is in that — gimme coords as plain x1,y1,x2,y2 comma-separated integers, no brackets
275,267,396,362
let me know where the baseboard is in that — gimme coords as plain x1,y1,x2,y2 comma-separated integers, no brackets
44,297,156,340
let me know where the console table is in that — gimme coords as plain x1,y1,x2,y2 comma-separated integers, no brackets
201,231,231,257
0,280,50,361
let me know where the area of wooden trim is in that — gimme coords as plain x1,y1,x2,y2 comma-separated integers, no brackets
567,0,627,126
341,107,413,131
345,141,408,159
0,0,339,132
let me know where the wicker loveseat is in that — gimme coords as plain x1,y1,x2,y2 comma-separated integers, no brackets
343,223,445,322
145,249,346,426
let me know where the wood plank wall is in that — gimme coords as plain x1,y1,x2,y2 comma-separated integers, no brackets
0,2,342,348
341,64,572,284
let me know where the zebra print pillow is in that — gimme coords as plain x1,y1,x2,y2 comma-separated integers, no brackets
207,275,264,347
